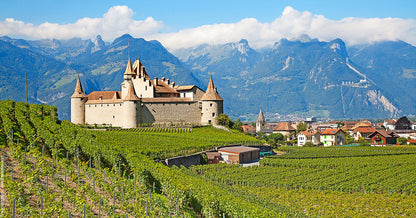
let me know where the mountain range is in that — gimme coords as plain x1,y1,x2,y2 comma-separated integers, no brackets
0,34,415,121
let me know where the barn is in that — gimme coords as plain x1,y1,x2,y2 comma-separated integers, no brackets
217,146,260,164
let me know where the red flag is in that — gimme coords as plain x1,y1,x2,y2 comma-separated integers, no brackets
128,39,130,48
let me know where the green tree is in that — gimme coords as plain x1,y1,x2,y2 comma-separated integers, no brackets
397,137,408,145
345,134,355,144
336,121,345,128
216,113,233,128
304,142,315,147
267,133,284,143
296,122,307,133
232,118,243,131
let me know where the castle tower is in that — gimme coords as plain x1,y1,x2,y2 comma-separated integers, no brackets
201,76,223,125
71,76,87,125
123,80,139,128
256,109,266,133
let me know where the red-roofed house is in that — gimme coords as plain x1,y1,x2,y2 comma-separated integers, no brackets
273,122,296,140
320,129,346,146
353,127,376,141
297,130,321,146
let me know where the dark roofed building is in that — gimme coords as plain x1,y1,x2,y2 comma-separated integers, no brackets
368,130,399,146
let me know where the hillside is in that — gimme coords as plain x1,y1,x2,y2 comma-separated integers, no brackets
2,100,416,217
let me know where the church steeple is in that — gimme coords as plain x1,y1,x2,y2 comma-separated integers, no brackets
256,109,266,133
71,76,87,98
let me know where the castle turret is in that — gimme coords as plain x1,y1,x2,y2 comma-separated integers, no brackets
201,76,223,125
71,76,87,125
123,80,139,128
256,109,266,133
123,59,135,80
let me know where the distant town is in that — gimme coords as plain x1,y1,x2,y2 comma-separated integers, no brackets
243,110,416,147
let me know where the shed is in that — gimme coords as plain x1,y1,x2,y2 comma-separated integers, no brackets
206,152,221,164
218,146,260,164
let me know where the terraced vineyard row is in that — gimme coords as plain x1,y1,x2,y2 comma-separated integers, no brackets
1,100,281,217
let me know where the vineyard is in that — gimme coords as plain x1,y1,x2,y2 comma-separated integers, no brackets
3,100,416,217
190,146,416,217
0,100,276,217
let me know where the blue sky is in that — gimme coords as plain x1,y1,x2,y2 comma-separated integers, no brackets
1,0,415,49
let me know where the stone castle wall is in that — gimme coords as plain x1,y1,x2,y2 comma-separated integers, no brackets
141,101,202,125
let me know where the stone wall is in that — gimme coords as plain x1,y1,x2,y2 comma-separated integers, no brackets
164,153,202,168
141,101,201,125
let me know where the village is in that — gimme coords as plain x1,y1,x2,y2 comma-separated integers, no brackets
241,109,416,147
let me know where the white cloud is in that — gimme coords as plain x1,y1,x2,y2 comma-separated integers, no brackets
0,5,163,41
1,5,416,50
155,6,416,50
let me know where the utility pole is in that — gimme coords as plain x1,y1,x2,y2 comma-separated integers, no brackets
25,72,28,103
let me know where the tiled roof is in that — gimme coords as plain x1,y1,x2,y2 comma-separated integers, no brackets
124,81,140,101
71,77,87,98
176,85,195,91
154,80,178,94
87,91,121,101
201,77,223,101
272,122,295,131
124,59,135,75
141,97,193,103
369,130,399,138
321,128,343,135
384,119,396,125
354,127,376,134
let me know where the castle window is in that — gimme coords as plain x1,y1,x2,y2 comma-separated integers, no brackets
163,103,165,106
113,104,115,106
212,113,215,117
113,115,115,119
95,105,97,107
210,103,213,107
101,104,103,107
145,86,147,91
107,104,109,107
120,104,122,106
208,120,212,124
188,103,191,105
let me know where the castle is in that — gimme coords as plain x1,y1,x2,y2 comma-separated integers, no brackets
71,58,223,128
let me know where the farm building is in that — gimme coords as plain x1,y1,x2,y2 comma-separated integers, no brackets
217,146,260,164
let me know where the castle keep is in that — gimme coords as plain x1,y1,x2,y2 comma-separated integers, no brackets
71,58,223,128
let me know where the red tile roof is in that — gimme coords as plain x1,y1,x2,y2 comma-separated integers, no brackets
354,127,376,134
273,122,295,131
321,128,344,135
201,77,223,101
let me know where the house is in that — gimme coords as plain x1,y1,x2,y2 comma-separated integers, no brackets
320,129,346,146
297,130,321,146
272,122,296,140
368,130,399,146
241,124,256,134
217,146,260,164
353,126,376,141
407,140,416,145
384,119,396,130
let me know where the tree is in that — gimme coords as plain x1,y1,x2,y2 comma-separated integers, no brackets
216,113,233,128
232,118,243,131
304,142,315,147
296,122,307,133
267,133,284,143
336,121,345,128
397,137,408,145
345,134,355,144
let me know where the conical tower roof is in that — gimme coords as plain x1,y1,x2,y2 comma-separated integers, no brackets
71,76,87,98
124,81,140,101
201,76,223,101
124,59,135,75
257,109,265,123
